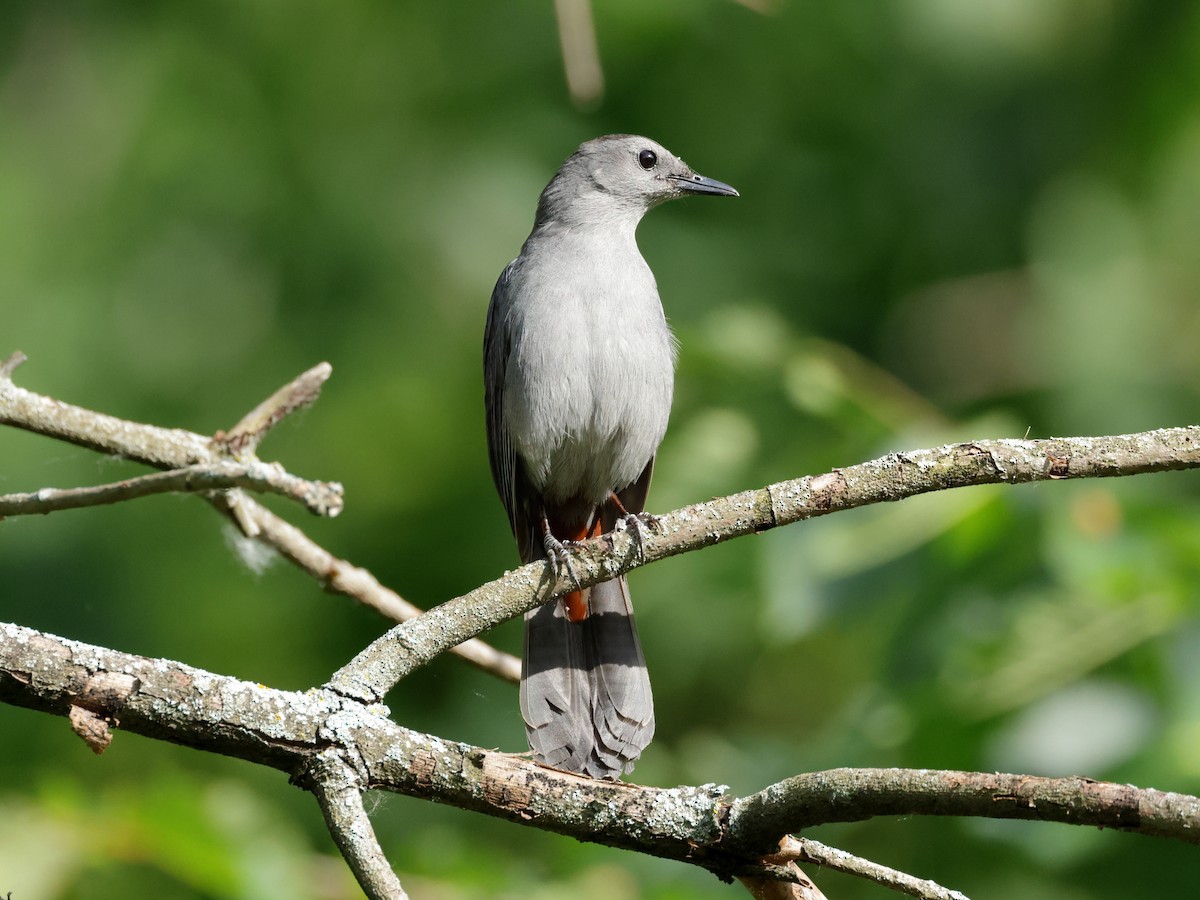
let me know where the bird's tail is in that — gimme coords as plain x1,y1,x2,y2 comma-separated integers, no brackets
520,573,655,779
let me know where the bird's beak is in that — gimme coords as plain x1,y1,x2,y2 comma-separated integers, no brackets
669,172,739,197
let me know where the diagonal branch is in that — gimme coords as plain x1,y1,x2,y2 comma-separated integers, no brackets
216,362,332,455
0,353,521,683
0,350,27,379
329,426,1200,702
0,352,213,466
739,855,831,900
767,837,969,900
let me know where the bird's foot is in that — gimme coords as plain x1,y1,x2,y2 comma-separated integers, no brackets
542,530,583,590
613,511,660,561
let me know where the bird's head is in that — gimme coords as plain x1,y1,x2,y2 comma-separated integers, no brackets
536,134,738,228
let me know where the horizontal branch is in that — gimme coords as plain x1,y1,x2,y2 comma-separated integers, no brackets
330,426,1200,702
0,460,343,517
730,768,1200,846
0,353,521,683
3,621,1196,885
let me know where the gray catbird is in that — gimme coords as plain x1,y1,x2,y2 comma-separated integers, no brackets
484,134,737,778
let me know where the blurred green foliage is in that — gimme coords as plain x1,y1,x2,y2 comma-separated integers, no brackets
2,1,1200,897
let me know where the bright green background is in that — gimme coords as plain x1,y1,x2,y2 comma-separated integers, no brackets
3,2,1200,897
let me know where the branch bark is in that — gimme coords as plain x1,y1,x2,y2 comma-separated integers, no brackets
216,361,333,455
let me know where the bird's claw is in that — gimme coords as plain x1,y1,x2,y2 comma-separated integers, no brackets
613,511,659,561
543,531,583,589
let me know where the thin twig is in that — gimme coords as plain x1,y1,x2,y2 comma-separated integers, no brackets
0,460,343,518
0,350,27,379
305,750,409,900
772,837,970,900
215,493,522,682
328,426,1200,701
217,361,332,455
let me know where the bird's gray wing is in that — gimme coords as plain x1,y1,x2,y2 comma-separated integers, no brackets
483,264,515,520
484,262,541,564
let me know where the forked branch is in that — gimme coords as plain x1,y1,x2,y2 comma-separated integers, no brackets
0,351,521,683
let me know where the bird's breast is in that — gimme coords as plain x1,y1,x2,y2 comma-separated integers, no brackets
502,236,676,503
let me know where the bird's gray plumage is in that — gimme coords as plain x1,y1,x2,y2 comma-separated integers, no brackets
484,134,736,778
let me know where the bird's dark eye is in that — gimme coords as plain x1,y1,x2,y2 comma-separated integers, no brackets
638,149,657,170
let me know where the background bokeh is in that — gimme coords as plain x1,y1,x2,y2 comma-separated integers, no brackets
3,2,1200,897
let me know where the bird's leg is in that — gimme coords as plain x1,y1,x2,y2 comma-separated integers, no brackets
607,492,659,561
540,515,582,590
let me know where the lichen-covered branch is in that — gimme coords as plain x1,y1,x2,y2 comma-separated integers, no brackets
330,426,1200,702
2,621,1197,886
